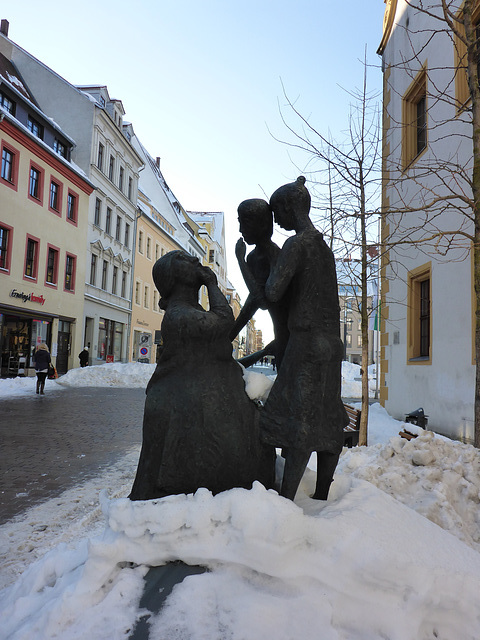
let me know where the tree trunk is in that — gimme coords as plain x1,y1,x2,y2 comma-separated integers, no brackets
464,0,480,447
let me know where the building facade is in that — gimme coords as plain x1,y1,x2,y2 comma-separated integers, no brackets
0,29,144,364
0,52,93,376
378,0,475,441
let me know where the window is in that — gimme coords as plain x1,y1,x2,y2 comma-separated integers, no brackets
0,223,13,273
453,5,480,109
109,155,115,181
357,335,362,348
112,266,118,295
128,177,132,200
105,207,112,235
67,190,78,224
29,166,41,200
90,253,97,286
209,249,215,263
49,180,61,213
155,243,160,261
45,246,59,286
403,67,428,168
27,116,43,139
121,271,127,298
138,230,144,253
146,237,151,259
346,333,352,347
1,146,15,184
0,90,15,115
135,281,141,305
144,285,149,308
101,260,108,290
97,143,104,171
94,198,102,227
153,290,158,311
64,254,76,291
407,263,432,363
24,236,39,280
119,166,124,192
53,139,67,158
124,223,130,248
115,215,121,241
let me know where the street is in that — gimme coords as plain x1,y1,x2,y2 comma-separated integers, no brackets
0,386,145,524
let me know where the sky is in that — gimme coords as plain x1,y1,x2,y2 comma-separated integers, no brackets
1,363,480,638
2,0,385,340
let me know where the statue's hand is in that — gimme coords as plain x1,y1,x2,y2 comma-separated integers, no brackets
201,265,218,287
235,238,247,262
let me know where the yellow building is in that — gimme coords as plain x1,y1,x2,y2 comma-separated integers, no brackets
129,190,188,363
0,55,93,376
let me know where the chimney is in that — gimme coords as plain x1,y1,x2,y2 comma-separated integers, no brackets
155,156,161,169
0,19,9,37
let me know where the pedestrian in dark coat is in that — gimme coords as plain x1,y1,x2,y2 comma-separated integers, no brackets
33,343,51,395
78,347,89,367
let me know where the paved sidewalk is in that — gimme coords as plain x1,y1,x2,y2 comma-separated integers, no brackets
0,386,145,524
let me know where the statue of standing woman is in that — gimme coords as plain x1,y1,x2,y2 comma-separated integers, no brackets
260,177,349,501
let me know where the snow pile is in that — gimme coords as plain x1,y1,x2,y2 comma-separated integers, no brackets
0,375,40,397
242,367,275,404
338,428,480,552
2,477,480,639
56,362,156,388
341,360,376,397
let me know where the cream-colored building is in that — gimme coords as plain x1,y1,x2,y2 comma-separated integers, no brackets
0,52,92,376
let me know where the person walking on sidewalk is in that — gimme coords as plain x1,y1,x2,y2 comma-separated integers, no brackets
78,347,89,367
33,343,51,395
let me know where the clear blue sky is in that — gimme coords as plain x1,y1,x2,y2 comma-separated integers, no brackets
3,0,385,341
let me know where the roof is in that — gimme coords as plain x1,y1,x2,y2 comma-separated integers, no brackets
0,51,35,102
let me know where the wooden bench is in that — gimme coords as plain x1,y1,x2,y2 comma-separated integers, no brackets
343,403,361,448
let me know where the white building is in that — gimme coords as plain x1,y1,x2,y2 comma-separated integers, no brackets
188,211,229,296
378,0,475,442
0,29,143,364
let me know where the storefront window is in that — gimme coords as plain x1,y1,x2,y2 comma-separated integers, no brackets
97,318,123,361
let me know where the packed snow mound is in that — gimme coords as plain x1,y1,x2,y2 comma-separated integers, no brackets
2,481,480,640
0,375,39,397
56,362,156,388
338,429,480,552
341,360,376,397
242,367,275,403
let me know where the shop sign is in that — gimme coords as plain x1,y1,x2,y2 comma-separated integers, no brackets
10,289,46,306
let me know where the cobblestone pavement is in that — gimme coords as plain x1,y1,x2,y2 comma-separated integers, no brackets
0,386,146,524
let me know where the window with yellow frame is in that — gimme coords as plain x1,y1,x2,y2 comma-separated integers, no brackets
454,1,480,110
407,263,432,364
402,67,428,169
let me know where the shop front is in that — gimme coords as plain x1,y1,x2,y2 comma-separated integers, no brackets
0,303,75,378
0,306,53,377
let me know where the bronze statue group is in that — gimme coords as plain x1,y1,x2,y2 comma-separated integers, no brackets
130,177,349,503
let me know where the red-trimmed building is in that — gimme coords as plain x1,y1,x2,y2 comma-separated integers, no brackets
0,52,93,376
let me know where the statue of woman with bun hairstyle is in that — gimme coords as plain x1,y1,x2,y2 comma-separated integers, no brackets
260,177,349,501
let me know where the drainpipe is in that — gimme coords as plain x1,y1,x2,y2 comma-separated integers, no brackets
125,206,141,363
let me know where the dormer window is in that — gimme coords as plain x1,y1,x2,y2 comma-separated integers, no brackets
0,90,15,115
27,116,44,140
53,139,67,159
99,95,106,108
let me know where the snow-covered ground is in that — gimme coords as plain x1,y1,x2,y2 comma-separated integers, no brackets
1,362,479,639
